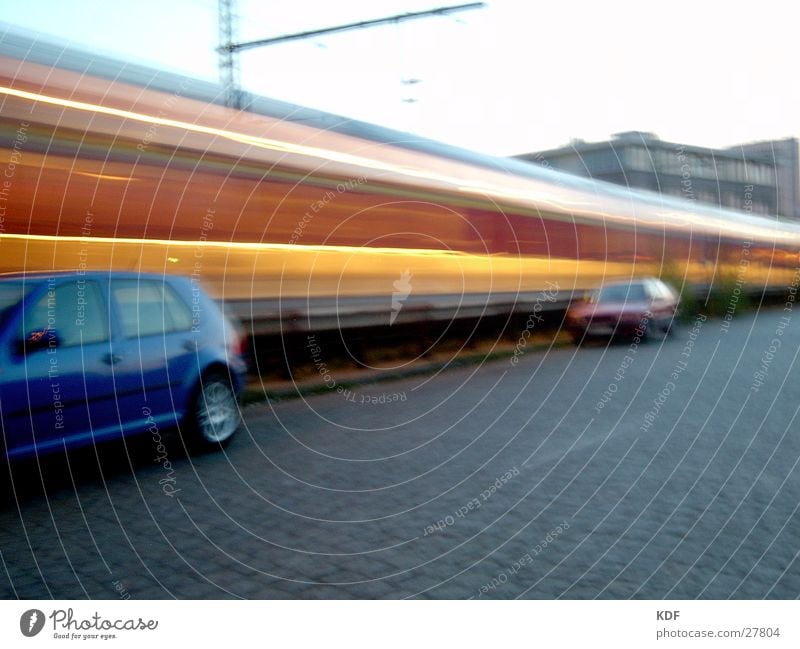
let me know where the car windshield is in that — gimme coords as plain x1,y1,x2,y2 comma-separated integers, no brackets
0,281,34,323
596,283,648,302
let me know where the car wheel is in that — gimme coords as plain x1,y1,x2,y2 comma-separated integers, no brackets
189,372,241,449
639,311,656,342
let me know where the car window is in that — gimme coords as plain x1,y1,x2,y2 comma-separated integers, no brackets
645,282,660,299
163,283,194,331
0,281,33,324
112,279,193,338
20,280,109,346
651,281,674,300
597,283,648,302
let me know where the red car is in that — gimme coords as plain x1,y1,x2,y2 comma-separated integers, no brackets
566,278,679,343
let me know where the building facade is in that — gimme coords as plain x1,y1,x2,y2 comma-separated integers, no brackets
515,132,800,221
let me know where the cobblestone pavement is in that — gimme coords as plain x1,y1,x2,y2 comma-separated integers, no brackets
1,308,799,599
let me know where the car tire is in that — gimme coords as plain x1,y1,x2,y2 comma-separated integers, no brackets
188,372,241,450
639,311,656,342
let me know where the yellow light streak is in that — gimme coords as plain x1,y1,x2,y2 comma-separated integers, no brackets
73,171,137,181
0,231,469,258
0,85,467,190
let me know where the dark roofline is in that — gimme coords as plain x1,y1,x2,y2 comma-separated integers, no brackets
515,133,786,165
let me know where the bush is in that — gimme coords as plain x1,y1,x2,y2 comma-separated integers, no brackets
659,264,701,323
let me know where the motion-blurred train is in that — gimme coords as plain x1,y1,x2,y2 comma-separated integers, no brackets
1,26,799,335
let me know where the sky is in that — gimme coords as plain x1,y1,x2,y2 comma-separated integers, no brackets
2,0,798,156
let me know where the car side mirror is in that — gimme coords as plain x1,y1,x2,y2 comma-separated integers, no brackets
19,328,61,354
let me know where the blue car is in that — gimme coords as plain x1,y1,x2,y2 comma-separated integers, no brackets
0,272,247,461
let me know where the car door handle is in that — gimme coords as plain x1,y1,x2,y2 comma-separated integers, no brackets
102,353,123,365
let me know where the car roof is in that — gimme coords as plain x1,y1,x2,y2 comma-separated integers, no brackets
600,277,664,287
